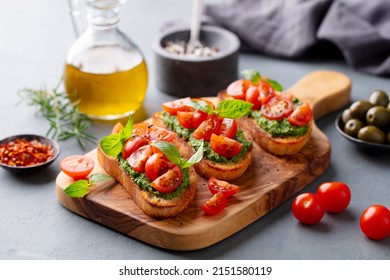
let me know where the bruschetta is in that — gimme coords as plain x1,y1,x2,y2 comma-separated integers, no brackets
97,119,201,218
220,70,313,156
153,98,253,181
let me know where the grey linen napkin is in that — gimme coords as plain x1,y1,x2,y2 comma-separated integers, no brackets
205,0,390,76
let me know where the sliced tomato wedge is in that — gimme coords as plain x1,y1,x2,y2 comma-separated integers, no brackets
201,192,227,215
287,102,313,126
226,79,251,100
162,97,192,115
128,145,153,173
245,85,262,110
261,96,293,120
259,81,276,104
192,114,222,141
145,153,176,181
210,133,242,158
218,118,238,139
122,136,148,160
208,177,239,197
60,155,95,180
177,111,196,129
111,122,124,134
132,122,149,136
147,125,176,142
151,166,183,193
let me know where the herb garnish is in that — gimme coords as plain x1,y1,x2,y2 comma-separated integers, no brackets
241,69,283,91
18,84,96,150
189,99,253,119
100,117,133,157
64,173,114,197
151,141,204,169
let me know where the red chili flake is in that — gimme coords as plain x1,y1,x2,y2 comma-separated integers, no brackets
0,138,53,167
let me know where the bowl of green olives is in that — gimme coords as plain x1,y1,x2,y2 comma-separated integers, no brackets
336,89,390,151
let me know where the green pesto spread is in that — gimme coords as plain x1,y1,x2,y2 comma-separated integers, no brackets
119,157,190,200
189,129,252,164
162,111,193,140
249,110,308,138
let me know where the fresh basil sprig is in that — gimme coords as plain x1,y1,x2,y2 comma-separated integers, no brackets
241,69,283,92
151,141,204,170
64,173,114,198
190,99,253,119
100,117,133,157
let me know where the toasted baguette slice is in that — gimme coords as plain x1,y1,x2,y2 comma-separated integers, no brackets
237,116,312,156
97,138,197,219
218,91,312,156
152,112,253,181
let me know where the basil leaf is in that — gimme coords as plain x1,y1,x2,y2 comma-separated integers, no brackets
265,78,283,91
215,100,253,119
180,142,204,169
64,180,89,197
150,141,181,165
189,100,213,114
89,173,114,185
119,117,133,142
100,134,122,157
241,69,261,85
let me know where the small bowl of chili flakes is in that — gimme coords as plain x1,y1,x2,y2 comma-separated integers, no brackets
0,134,60,174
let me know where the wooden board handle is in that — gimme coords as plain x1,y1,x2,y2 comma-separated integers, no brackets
287,70,351,120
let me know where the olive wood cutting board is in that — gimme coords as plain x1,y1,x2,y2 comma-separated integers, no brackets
56,70,351,250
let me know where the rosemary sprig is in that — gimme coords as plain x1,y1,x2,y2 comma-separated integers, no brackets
18,84,96,150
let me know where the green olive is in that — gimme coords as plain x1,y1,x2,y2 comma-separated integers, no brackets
358,126,385,144
349,100,374,122
344,119,364,137
369,90,389,107
366,106,390,128
341,109,352,124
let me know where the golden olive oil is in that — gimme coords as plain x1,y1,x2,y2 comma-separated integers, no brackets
64,46,148,120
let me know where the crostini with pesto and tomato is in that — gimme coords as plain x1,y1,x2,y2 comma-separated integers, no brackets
97,118,203,218
152,98,253,181
219,70,313,156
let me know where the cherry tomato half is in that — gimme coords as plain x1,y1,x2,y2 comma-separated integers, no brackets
259,81,276,104
226,79,251,100
177,110,208,130
201,192,227,215
128,145,153,173
192,115,222,141
218,118,238,139
208,177,239,197
145,153,176,181
111,122,124,134
147,125,176,142
162,97,192,115
262,96,293,120
210,133,242,158
151,166,183,193
360,205,390,240
60,155,95,180
292,193,325,225
288,102,313,126
122,136,148,160
245,85,262,110
316,182,351,213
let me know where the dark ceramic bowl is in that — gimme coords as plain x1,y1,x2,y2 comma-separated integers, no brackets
0,134,60,174
335,114,390,152
153,25,240,97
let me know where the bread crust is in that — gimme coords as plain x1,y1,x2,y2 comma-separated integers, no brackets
237,117,312,156
152,112,252,181
97,144,196,219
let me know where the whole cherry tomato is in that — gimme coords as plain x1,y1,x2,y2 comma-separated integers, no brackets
292,193,325,225
360,205,390,240
317,182,351,213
